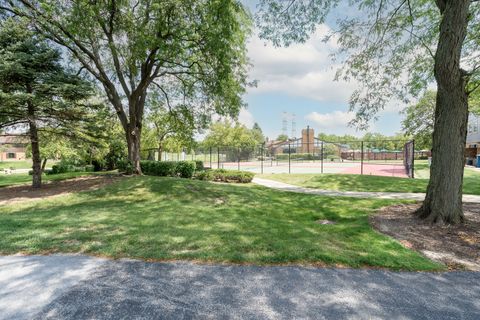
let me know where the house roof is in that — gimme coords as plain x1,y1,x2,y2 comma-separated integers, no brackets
0,135,28,145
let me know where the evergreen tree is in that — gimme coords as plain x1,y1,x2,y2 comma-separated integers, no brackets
0,18,97,187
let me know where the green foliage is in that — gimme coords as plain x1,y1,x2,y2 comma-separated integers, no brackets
139,160,196,179
2,1,252,168
401,91,435,150
175,161,197,179
196,169,254,183
256,1,480,128
195,160,204,171
276,134,288,142
203,120,259,149
49,162,90,175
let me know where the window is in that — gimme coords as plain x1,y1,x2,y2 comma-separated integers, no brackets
7,153,15,159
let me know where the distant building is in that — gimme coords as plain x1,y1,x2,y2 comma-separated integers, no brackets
466,113,480,166
0,135,28,161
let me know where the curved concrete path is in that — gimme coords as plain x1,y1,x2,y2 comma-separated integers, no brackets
253,177,480,203
1,255,480,320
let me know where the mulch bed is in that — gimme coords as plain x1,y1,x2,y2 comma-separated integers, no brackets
370,203,480,271
0,174,123,205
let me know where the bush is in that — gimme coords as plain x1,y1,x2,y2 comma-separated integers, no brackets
84,165,95,172
196,169,254,183
117,159,134,174
195,160,204,171
275,153,321,161
176,161,196,178
139,160,197,178
48,163,88,175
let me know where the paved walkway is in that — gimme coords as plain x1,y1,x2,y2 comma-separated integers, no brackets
1,254,479,320
253,177,480,203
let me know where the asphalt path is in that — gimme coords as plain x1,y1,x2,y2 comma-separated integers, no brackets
1,255,479,319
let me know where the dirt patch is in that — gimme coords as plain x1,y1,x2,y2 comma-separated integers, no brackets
315,219,336,225
0,175,123,205
371,203,480,271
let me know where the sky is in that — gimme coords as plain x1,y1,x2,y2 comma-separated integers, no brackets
238,1,407,140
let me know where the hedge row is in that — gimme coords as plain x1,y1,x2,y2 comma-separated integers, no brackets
49,164,94,174
196,169,254,183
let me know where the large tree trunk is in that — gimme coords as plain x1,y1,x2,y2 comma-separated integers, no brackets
26,89,42,188
415,0,470,224
158,143,163,161
125,124,142,174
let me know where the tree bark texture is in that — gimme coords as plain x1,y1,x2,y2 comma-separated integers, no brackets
26,86,42,188
416,0,470,224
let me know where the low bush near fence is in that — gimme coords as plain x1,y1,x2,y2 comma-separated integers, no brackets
45,163,93,175
138,160,201,179
196,169,254,183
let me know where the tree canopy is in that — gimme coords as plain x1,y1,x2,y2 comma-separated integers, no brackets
256,0,480,128
0,17,98,187
1,0,251,173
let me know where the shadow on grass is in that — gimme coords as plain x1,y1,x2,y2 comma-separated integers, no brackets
0,176,442,270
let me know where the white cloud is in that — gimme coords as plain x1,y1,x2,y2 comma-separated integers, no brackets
237,108,255,128
305,111,369,136
247,25,357,102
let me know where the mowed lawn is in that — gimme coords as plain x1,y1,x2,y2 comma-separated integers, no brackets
0,159,58,170
0,171,99,187
0,176,442,271
259,164,480,195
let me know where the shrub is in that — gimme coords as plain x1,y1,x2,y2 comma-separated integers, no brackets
196,169,254,183
176,161,196,178
84,165,95,172
195,160,204,171
139,160,196,178
117,159,132,174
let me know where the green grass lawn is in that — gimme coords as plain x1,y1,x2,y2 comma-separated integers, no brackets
259,165,480,195
0,171,98,187
0,176,442,271
0,159,59,170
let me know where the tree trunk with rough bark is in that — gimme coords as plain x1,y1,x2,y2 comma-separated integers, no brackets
41,158,47,172
26,87,41,188
415,0,471,224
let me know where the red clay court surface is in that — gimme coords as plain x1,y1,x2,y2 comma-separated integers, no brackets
215,161,410,178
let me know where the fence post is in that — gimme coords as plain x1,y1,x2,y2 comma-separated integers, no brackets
321,141,324,174
238,147,240,171
361,141,364,175
217,148,220,169
412,139,415,179
288,143,291,174
261,143,264,174
209,147,212,168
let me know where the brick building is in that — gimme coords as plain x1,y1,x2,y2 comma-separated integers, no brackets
0,135,28,161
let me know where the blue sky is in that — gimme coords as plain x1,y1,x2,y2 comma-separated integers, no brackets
239,1,406,140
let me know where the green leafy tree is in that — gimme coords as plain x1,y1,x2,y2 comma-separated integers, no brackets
142,91,197,161
276,134,289,142
2,0,251,174
0,18,97,187
402,91,436,151
203,120,257,149
252,122,265,144
257,0,480,224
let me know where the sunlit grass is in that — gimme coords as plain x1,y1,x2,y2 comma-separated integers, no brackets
0,171,101,187
0,176,442,270
259,166,480,195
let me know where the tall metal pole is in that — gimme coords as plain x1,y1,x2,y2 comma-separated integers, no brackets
321,141,324,174
361,141,364,175
261,143,264,174
412,139,415,179
288,143,291,174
